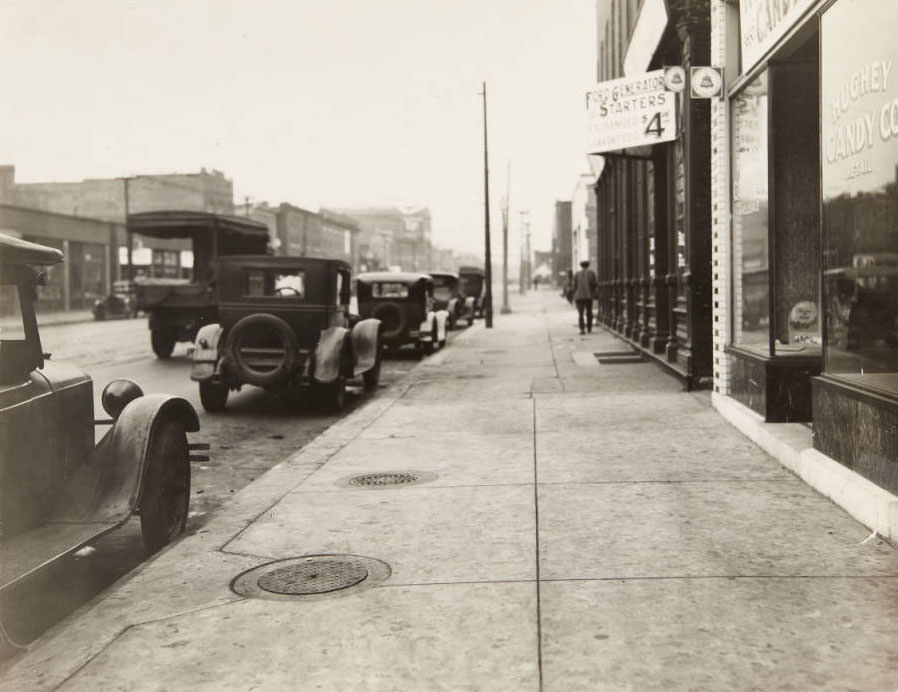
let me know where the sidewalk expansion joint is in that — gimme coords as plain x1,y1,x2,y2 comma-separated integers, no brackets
218,383,413,554
54,599,243,691
535,478,802,487
538,574,898,583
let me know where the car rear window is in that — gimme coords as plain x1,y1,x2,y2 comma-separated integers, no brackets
372,282,409,298
244,269,306,298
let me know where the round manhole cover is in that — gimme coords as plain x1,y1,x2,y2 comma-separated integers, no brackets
257,560,368,595
339,470,437,489
232,555,391,601
349,472,420,487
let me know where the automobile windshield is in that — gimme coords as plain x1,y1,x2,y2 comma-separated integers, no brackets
372,282,409,298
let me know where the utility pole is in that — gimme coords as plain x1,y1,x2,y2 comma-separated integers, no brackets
520,211,531,292
123,177,133,281
480,81,493,328
500,159,511,314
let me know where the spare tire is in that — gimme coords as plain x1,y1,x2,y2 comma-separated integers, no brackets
224,313,298,387
372,302,407,341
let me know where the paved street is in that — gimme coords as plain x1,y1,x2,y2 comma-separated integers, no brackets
2,288,897,691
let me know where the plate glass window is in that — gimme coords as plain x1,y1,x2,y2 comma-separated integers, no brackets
821,0,898,396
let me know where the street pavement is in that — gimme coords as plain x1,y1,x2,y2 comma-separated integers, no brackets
2,288,897,691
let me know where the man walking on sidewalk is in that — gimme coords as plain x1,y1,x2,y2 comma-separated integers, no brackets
572,260,597,334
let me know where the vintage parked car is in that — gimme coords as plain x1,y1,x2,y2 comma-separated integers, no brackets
128,211,271,359
356,272,449,354
458,265,486,318
92,279,137,320
190,256,383,413
427,271,475,329
0,234,202,649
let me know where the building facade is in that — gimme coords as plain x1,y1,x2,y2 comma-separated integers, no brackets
0,204,122,311
709,0,897,493
327,206,433,273
590,0,713,389
553,200,573,285
0,165,235,285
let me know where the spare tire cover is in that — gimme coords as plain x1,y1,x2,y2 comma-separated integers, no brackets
372,302,407,340
224,313,298,387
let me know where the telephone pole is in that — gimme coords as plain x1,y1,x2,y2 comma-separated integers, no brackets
500,159,511,314
479,81,493,328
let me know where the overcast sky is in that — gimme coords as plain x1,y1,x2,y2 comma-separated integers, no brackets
0,0,596,256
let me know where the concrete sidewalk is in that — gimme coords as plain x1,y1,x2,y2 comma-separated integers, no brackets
3,289,897,691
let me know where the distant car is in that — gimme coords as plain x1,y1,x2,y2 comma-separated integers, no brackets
0,234,201,648
356,272,449,354
92,280,137,320
458,266,486,318
427,271,474,329
190,256,383,413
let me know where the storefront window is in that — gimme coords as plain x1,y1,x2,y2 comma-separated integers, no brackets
731,70,769,351
821,0,898,396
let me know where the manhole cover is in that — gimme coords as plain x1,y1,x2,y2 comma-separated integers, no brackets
232,555,391,601
349,472,420,487
258,560,368,595
339,470,437,489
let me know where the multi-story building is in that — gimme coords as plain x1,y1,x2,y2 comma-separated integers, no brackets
588,0,712,389
0,165,235,284
553,200,573,284
328,206,433,273
571,174,597,270
708,0,897,502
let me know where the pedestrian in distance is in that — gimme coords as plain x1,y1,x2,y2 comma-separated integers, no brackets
562,269,574,304
572,260,598,334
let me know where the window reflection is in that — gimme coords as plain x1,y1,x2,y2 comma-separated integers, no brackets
821,0,898,395
731,71,770,351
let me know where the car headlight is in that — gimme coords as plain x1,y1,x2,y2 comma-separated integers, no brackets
101,379,144,419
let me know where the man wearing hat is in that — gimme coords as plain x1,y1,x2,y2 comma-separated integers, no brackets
572,260,598,334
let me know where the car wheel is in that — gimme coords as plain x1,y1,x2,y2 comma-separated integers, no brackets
94,307,106,321
362,348,382,390
199,380,229,413
151,328,177,359
140,418,190,554
321,377,346,412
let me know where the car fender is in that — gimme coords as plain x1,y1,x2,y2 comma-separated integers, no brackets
190,324,223,382
418,315,435,342
435,310,450,341
463,296,476,315
313,326,351,384
447,297,459,318
351,318,381,374
76,394,199,525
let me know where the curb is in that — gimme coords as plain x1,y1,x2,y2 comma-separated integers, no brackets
712,392,898,546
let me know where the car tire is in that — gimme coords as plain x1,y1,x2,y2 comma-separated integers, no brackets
362,344,382,390
94,307,106,321
199,381,229,413
151,328,177,359
321,377,346,412
422,322,437,355
225,313,298,387
372,302,406,341
140,418,190,554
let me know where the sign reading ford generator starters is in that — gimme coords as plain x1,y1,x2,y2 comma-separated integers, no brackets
586,69,677,154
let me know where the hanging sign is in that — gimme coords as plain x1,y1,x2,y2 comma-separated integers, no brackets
585,69,678,154
740,0,815,73
690,67,724,99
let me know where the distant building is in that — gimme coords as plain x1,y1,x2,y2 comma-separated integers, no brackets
326,206,432,272
0,165,236,283
553,200,572,282
571,174,596,269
